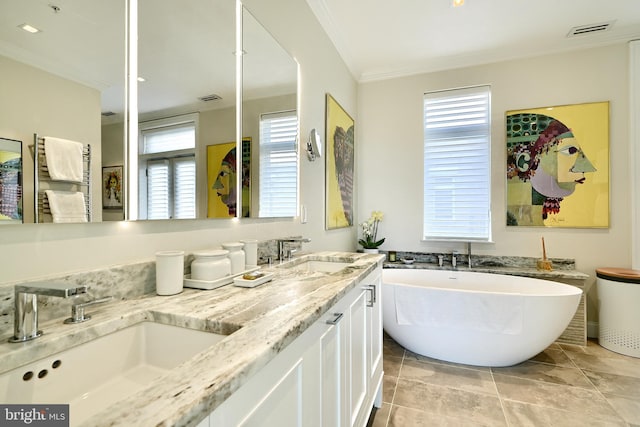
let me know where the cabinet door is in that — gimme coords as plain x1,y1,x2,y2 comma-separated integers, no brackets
366,273,383,409
210,321,326,427
346,289,368,427
238,360,304,427
320,313,342,427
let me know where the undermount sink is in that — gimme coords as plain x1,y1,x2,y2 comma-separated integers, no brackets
284,260,353,273
0,321,227,426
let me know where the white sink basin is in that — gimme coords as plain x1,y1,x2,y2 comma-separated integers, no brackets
0,321,226,426
285,260,353,273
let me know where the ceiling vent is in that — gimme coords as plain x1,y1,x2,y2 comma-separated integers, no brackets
198,94,222,102
101,111,115,117
567,21,614,37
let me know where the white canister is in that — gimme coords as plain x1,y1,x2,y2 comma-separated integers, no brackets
241,239,258,268
222,242,245,274
191,250,231,281
155,251,185,296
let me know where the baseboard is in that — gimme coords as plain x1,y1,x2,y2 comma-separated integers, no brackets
587,321,599,338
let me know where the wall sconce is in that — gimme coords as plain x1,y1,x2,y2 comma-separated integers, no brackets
307,129,323,161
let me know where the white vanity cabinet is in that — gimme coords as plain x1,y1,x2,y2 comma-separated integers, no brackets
207,266,383,427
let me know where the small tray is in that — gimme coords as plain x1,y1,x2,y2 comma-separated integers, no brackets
184,267,260,290
184,274,233,290
233,273,274,288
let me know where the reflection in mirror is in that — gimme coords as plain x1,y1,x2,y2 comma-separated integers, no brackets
0,0,126,223
0,137,23,224
127,0,237,221
242,7,299,218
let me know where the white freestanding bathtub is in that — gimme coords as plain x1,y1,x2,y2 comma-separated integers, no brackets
382,268,582,367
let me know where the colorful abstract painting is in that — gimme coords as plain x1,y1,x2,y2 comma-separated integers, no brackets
207,139,250,218
0,138,22,224
506,102,609,228
325,94,354,229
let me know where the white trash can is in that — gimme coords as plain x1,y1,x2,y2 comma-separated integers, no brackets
597,267,640,357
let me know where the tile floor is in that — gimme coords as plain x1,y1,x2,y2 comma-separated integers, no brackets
370,334,640,426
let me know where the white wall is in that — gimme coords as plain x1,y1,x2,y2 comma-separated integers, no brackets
358,43,631,322
0,0,358,285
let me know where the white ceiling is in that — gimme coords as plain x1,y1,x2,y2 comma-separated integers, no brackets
305,0,640,82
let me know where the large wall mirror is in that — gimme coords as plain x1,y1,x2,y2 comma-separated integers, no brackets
0,0,298,226
0,0,126,224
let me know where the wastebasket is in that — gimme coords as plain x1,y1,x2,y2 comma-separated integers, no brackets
596,267,640,357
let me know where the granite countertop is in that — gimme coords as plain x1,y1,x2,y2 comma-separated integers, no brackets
383,261,589,281
0,252,383,427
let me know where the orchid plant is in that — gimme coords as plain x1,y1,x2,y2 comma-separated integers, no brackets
359,211,385,249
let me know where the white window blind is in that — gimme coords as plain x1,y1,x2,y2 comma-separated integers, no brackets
259,111,298,217
142,124,195,153
423,85,491,241
146,156,196,220
139,116,197,220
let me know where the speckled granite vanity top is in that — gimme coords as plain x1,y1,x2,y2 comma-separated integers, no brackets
0,252,382,427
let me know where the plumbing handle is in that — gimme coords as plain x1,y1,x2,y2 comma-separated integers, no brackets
65,296,114,324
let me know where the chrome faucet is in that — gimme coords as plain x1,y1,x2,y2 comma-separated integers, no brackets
277,237,311,260
64,296,114,324
9,282,88,343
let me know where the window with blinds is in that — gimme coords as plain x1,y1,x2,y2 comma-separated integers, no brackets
259,111,298,217
423,85,491,241
139,117,196,220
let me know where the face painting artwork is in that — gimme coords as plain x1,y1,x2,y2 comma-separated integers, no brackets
506,112,600,226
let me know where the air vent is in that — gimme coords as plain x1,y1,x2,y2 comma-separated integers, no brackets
567,21,614,37
101,111,115,117
198,94,222,102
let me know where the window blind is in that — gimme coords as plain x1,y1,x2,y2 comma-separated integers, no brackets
423,85,491,241
259,111,298,217
139,116,197,220
142,123,195,154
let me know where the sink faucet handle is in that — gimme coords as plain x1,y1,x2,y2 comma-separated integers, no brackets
64,296,114,324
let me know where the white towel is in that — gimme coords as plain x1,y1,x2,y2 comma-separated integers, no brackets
45,190,88,223
394,285,524,335
43,136,84,183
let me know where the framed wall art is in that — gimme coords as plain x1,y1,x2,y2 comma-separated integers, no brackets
207,138,251,218
506,101,609,228
0,137,23,224
102,165,123,210
325,94,354,229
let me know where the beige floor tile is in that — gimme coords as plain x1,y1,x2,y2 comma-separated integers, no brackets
562,339,637,361
583,369,640,397
529,347,575,367
494,373,622,421
566,351,640,379
604,393,640,426
400,358,497,396
382,375,397,404
393,378,506,426
383,355,402,377
370,403,391,427
404,350,491,372
503,399,628,427
383,338,406,359
492,360,595,389
388,404,499,427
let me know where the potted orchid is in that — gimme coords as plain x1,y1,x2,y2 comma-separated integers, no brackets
359,211,385,253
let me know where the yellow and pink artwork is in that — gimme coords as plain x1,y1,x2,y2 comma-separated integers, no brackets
506,102,609,228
